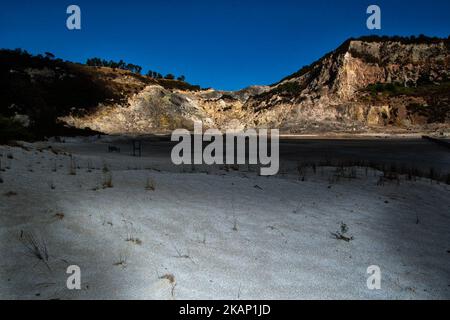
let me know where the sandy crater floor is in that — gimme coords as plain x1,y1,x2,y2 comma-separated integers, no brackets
0,139,449,299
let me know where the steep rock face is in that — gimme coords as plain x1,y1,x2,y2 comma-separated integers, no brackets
62,84,272,134
336,41,449,97
62,85,212,134
186,86,270,130
241,39,450,132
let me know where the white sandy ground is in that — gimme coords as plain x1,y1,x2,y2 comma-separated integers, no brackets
0,140,450,300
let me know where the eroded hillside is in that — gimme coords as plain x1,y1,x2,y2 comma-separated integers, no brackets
1,36,450,138
242,37,450,133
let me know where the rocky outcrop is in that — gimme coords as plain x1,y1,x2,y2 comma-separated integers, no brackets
241,38,450,132
62,85,212,134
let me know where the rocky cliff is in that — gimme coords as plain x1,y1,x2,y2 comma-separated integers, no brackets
241,37,450,133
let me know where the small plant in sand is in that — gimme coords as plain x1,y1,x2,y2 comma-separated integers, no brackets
172,244,196,264
230,190,239,232
102,172,113,189
69,156,76,175
377,171,400,186
160,273,175,284
124,221,142,245
159,273,176,298
87,160,93,173
145,177,155,191
429,167,436,183
125,237,142,245
201,233,207,245
331,222,354,242
52,159,57,172
113,249,130,268
297,162,306,181
48,180,56,190
3,191,18,197
232,217,238,231
330,166,358,184
19,231,51,271
102,162,110,173
54,212,65,220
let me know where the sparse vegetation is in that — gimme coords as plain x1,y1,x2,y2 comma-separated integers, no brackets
113,250,129,268
255,82,304,106
156,78,201,91
0,49,122,138
172,244,195,264
54,213,65,220
232,217,238,232
366,82,422,97
331,222,354,242
0,116,33,144
51,159,57,172
297,162,307,181
363,81,450,124
124,220,142,245
102,172,113,189
159,273,176,298
86,57,142,74
0,158,3,183
19,231,51,270
160,273,175,284
348,49,381,64
145,177,155,191
356,34,449,46
102,162,110,173
377,171,400,186
329,166,357,184
86,159,93,173
293,159,448,185
146,70,163,79
69,156,77,175
125,237,142,245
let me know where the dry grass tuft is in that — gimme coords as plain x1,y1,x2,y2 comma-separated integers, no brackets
125,237,142,245
159,273,175,284
69,156,77,175
102,172,113,188
113,250,129,268
19,231,51,270
331,222,354,242
159,273,177,298
145,177,155,191
54,213,65,220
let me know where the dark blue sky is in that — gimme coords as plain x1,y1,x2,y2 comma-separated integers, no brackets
1,0,449,90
